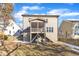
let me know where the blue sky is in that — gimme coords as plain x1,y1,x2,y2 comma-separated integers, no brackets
13,3,79,27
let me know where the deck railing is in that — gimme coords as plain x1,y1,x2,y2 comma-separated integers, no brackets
31,28,45,32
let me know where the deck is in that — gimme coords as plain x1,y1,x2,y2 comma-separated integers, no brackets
30,28,45,33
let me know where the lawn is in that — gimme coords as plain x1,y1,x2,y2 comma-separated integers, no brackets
58,38,79,46
0,41,79,56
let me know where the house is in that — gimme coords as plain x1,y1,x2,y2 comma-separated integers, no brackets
59,19,79,39
4,20,22,36
0,3,13,36
22,15,59,42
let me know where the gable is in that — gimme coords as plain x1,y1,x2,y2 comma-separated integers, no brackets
29,18,46,22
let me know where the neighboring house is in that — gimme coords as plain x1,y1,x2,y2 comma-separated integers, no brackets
59,19,79,39
4,20,22,36
22,15,59,42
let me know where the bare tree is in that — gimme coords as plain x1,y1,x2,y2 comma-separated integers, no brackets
0,3,13,41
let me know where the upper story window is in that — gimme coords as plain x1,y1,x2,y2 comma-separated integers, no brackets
9,31,11,34
47,27,53,32
13,27,14,29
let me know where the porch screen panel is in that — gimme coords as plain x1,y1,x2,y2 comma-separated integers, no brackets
39,22,44,28
31,22,37,28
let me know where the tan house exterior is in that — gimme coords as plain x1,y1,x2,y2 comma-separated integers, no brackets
59,20,79,39
22,15,59,43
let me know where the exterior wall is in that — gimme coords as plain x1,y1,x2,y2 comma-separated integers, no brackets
4,20,21,36
22,15,58,42
59,21,73,39
23,17,30,41
72,23,79,39
45,17,58,42
59,20,79,39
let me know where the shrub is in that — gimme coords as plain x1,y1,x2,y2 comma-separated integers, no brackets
4,35,8,40
0,32,8,40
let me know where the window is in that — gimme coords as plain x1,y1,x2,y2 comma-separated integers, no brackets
74,24,79,35
78,26,79,28
13,27,14,29
78,33,79,35
9,31,11,34
75,26,79,29
31,22,37,28
31,22,44,28
74,32,79,35
47,27,53,32
18,30,21,33
74,32,76,35
39,22,44,28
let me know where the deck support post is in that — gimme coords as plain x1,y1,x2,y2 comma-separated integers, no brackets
30,21,31,42
43,22,46,42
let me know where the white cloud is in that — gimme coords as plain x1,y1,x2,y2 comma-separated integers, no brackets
66,3,74,5
22,6,30,10
14,7,28,21
62,12,79,16
66,19,79,21
47,9,70,15
14,5,45,22
47,8,79,27
29,6,44,10
47,8,79,17
22,6,44,10
33,13,46,15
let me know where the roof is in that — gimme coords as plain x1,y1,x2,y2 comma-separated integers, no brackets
64,20,79,22
22,14,59,17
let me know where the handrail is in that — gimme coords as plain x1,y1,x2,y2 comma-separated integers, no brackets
31,28,44,32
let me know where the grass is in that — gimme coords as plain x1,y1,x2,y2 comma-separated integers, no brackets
58,38,79,46
8,42,79,56
0,40,79,56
